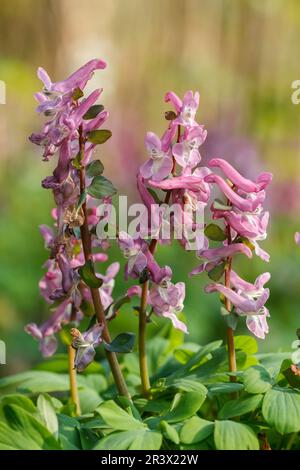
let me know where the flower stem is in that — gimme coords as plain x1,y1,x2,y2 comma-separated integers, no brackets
139,239,158,397
68,345,81,415
138,125,180,397
225,224,237,381
139,282,151,396
78,129,130,399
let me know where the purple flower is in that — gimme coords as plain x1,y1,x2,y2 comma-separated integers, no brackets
37,59,106,95
205,271,270,339
205,174,266,212
165,90,200,127
25,298,72,356
150,280,187,333
209,158,272,193
30,60,107,162
127,281,187,333
149,173,208,194
39,260,62,303
207,159,272,262
139,132,173,182
71,323,104,372
118,232,148,279
99,262,120,309
190,243,252,276
173,126,207,170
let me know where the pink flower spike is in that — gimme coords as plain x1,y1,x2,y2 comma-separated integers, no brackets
209,158,272,192
295,232,300,245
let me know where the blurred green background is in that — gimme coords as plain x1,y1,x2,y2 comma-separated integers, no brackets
1,0,300,376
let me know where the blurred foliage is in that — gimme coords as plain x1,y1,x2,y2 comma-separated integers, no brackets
1,0,300,376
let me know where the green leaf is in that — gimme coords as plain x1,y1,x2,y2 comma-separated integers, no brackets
180,416,214,444
0,394,36,413
86,159,104,177
72,87,84,100
218,394,263,420
72,152,82,169
0,422,43,450
105,296,130,321
167,377,208,394
163,391,207,423
174,345,200,364
212,199,232,211
257,352,291,376
225,311,239,330
87,129,112,145
58,414,81,450
37,394,59,438
78,388,102,415
208,262,225,281
178,340,223,375
160,420,179,444
234,335,258,354
94,429,162,450
78,427,100,450
78,260,103,288
2,404,61,449
96,400,146,431
87,175,117,199
262,388,300,434
204,223,227,241
281,359,300,389
77,190,87,210
104,332,135,353
0,371,71,394
244,365,273,394
214,420,259,450
147,188,162,204
83,104,104,120
207,382,244,395
34,353,103,374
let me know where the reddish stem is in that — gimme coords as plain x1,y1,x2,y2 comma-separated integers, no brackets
78,127,130,398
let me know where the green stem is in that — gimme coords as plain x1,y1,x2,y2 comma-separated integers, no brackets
138,124,180,397
68,345,81,415
225,220,237,381
139,281,151,397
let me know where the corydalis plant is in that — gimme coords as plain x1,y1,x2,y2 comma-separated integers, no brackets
192,158,272,375
26,59,130,408
118,90,210,396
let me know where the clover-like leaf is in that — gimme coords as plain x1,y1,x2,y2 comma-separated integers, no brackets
87,129,112,145
83,104,104,120
78,260,103,288
104,333,135,353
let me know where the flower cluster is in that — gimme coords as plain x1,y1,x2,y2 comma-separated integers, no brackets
118,90,212,333
118,232,187,332
25,60,120,369
192,159,272,339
